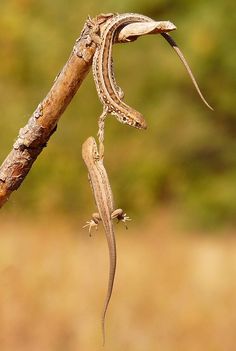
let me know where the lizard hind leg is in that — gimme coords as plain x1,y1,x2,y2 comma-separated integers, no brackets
97,107,108,159
111,208,131,229
110,57,125,99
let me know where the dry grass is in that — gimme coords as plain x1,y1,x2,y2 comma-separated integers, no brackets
0,211,236,351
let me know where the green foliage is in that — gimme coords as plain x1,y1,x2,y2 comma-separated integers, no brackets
0,0,235,228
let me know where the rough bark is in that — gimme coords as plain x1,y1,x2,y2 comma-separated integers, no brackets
0,18,98,208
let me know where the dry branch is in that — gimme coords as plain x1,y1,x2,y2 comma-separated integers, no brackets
0,18,99,208
0,13,178,208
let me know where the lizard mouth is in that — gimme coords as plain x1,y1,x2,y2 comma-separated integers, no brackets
134,120,147,129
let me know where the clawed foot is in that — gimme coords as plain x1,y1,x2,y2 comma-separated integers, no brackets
111,209,131,229
83,220,98,236
83,212,100,236
120,213,131,229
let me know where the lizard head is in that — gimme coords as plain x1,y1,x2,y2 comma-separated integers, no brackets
111,107,147,130
82,137,100,163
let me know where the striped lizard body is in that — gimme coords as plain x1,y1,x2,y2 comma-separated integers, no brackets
82,136,130,345
92,12,213,148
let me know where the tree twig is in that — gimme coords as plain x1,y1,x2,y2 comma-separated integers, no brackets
0,17,102,208
0,13,182,208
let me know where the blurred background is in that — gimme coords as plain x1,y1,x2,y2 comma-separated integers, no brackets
0,0,235,350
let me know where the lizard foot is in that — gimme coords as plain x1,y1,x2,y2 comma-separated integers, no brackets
83,212,101,236
111,208,131,229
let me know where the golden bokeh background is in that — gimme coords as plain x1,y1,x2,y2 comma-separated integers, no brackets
0,0,235,349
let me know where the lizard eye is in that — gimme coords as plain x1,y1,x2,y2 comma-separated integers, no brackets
93,150,99,160
122,116,127,122
135,121,141,128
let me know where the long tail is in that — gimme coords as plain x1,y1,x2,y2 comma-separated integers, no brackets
161,32,213,111
102,229,117,346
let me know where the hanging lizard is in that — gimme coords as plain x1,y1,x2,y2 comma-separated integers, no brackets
91,13,213,151
91,13,177,150
82,136,130,345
